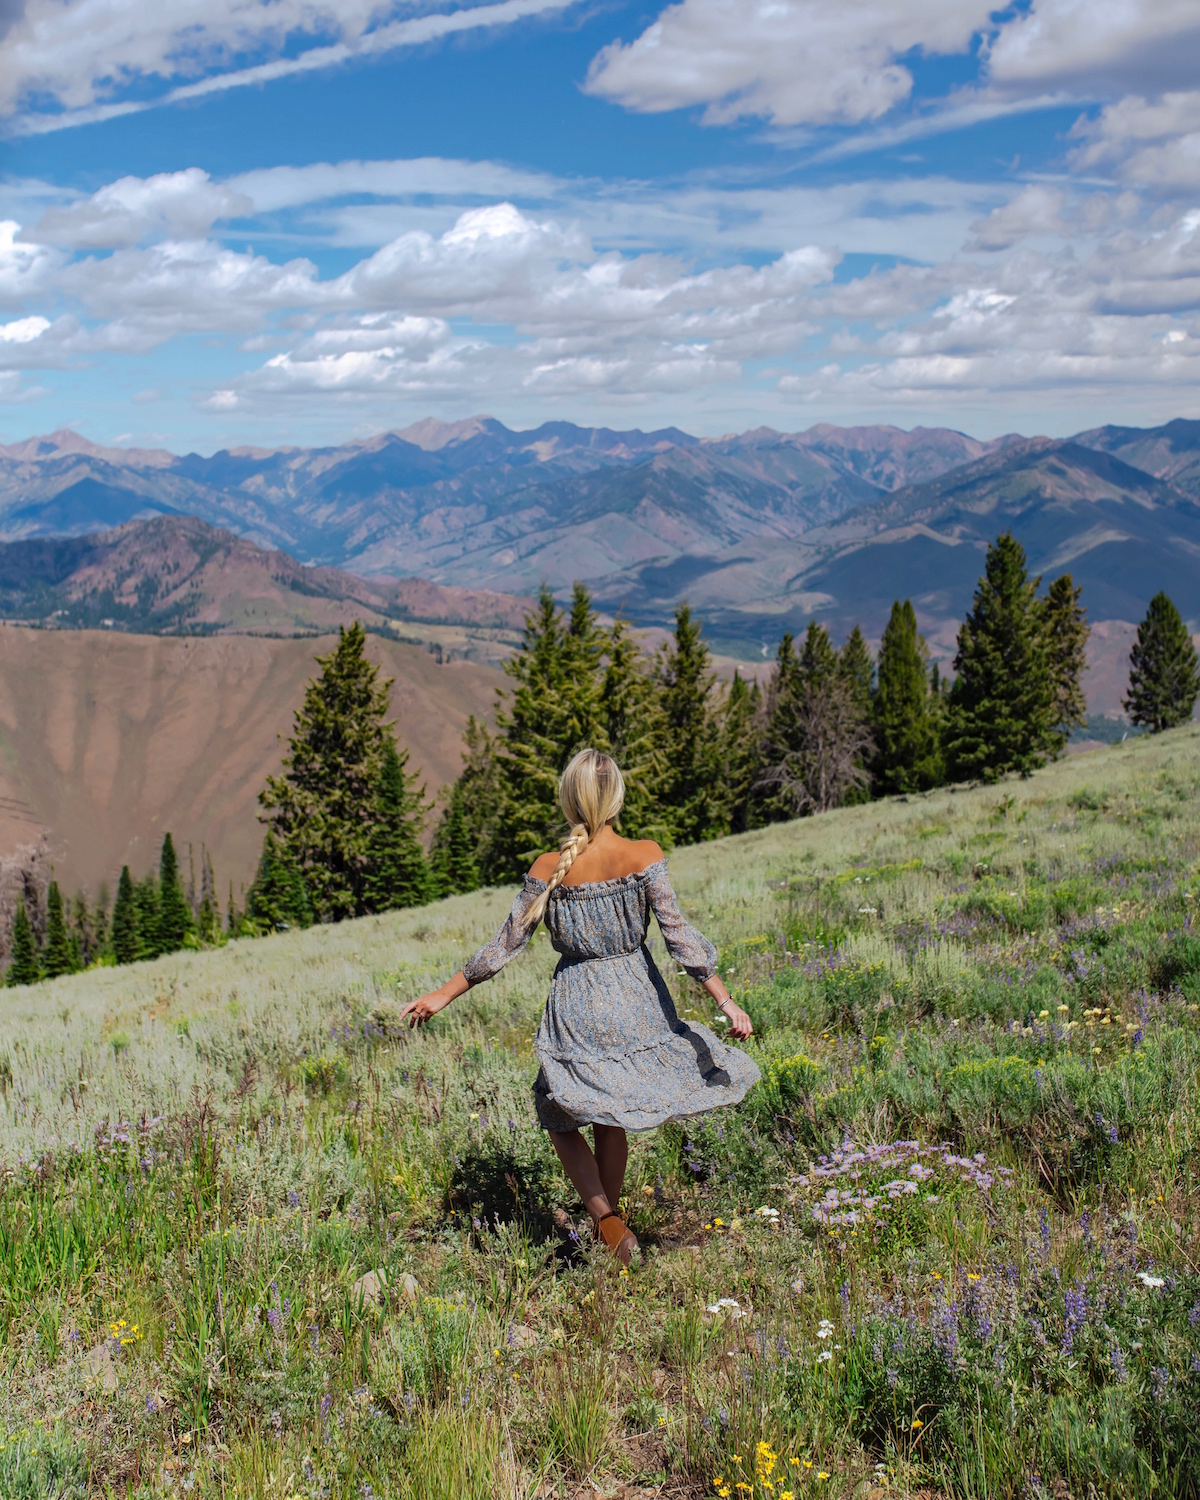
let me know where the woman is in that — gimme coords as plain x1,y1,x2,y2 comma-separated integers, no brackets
400,748,759,1265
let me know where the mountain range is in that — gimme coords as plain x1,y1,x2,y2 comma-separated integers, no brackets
2,414,1198,682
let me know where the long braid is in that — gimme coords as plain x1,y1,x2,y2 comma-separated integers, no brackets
523,822,590,929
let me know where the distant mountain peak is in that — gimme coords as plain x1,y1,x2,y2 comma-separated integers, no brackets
396,415,507,451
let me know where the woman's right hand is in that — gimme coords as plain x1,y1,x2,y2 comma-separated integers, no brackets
398,989,454,1029
720,1000,753,1040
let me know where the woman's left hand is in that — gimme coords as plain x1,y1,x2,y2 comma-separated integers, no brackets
398,989,453,1028
720,1000,753,1040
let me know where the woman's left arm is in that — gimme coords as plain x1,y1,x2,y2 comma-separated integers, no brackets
398,878,542,1029
646,862,753,1040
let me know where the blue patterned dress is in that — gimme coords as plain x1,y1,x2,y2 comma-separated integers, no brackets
463,859,760,1132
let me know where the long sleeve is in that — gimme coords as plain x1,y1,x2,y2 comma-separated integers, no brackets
645,862,718,981
462,878,544,985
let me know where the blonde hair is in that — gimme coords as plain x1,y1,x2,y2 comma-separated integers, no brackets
523,748,625,928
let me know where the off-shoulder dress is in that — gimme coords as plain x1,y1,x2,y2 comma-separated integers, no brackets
463,858,760,1132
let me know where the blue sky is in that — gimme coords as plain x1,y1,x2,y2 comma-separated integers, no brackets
2,0,1200,451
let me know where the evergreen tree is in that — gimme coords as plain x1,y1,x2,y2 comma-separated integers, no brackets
196,846,218,944
722,670,762,834
246,831,312,932
454,715,502,878
430,783,482,897
840,625,874,717
1043,573,1090,753
226,881,239,937
157,833,193,953
43,880,76,979
758,627,871,817
259,622,394,921
363,738,434,912
756,633,803,823
111,865,140,965
1124,591,1200,732
839,625,875,806
656,604,726,845
599,618,667,841
134,876,161,959
945,532,1055,782
6,900,40,986
873,600,943,794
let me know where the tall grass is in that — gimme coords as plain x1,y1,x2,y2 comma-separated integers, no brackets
2,724,1200,1496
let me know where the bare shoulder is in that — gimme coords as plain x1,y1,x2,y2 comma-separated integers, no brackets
634,839,665,870
529,851,559,882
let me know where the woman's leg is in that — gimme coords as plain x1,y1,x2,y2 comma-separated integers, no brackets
548,1129,612,1222
592,1124,628,1212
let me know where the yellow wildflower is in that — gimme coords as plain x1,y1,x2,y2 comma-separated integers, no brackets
911,1418,924,1430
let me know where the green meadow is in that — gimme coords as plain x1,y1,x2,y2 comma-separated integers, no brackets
3,724,1200,1499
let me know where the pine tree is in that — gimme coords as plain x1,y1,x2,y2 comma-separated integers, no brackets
758,627,871,817
839,625,875,806
656,604,726,845
226,880,239,937
430,783,482,897
945,532,1055,782
873,600,943,794
6,900,40,986
157,833,193,953
111,865,140,965
722,670,762,834
134,876,160,960
840,626,874,718
246,831,312,932
260,622,395,921
1124,591,1200,732
42,880,76,979
363,738,433,912
1043,573,1090,754
599,618,667,841
454,715,502,878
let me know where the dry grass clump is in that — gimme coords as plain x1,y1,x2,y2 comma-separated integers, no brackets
3,725,1200,1497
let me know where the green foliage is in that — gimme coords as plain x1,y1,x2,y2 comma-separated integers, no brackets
363,739,434,912
655,604,726,845
157,832,194,954
873,599,942,794
133,874,161,959
946,531,1056,781
722,670,761,835
0,1422,88,1498
4,900,39,987
1125,589,1200,732
42,881,76,979
259,622,394,921
246,829,313,933
110,864,139,965
430,782,482,897
1043,571,1090,751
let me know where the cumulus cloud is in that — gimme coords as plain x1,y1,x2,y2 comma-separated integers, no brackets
30,169,252,248
966,187,1066,252
0,218,59,306
985,0,1200,96
1,0,574,129
586,0,995,127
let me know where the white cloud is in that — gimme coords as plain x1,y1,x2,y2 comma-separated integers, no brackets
966,187,1066,252
1069,92,1200,193
30,169,252,248
1,0,575,130
585,0,995,127
0,313,49,342
986,0,1200,96
0,218,59,306
226,157,560,215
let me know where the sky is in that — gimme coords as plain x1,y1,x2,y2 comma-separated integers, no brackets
1,0,1200,451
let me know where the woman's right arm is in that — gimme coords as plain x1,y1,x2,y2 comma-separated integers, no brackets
398,876,544,1029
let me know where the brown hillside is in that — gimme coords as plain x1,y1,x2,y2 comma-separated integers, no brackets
0,625,499,899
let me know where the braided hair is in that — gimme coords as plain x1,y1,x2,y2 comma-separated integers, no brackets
522,748,625,929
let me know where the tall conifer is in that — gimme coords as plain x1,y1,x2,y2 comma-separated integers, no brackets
840,626,874,717
43,880,76,979
873,600,942,794
111,865,140,965
247,831,312,931
260,622,394,921
430,784,482,897
656,604,726,845
1124,592,1200,732
134,877,161,959
1043,573,1090,753
722,671,762,834
6,900,39,986
158,833,193,953
600,618,666,840
945,533,1055,781
364,738,433,912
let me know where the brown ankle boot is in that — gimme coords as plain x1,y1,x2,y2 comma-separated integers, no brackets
597,1211,637,1266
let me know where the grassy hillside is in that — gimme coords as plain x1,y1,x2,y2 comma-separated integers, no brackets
2,726,1200,1497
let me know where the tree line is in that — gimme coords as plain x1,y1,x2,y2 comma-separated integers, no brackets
5,536,1196,979
5,833,224,986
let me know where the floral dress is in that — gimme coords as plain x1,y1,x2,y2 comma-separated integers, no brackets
463,858,760,1132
